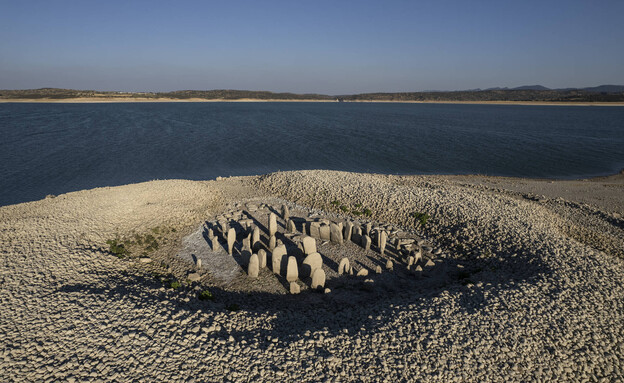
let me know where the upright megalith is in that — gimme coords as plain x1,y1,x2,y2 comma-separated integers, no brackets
319,225,331,241
286,256,298,282
272,245,287,275
302,252,322,278
248,253,259,278
379,230,388,255
252,226,260,251
338,257,350,275
330,223,343,244
290,281,300,294
287,219,297,233
311,268,326,290
227,228,236,255
302,236,317,255
344,222,354,242
257,249,267,269
282,205,290,221
361,235,371,251
364,223,372,237
386,259,394,271
242,235,251,253
357,268,369,277
219,221,229,235
269,235,276,251
309,222,321,238
269,213,277,237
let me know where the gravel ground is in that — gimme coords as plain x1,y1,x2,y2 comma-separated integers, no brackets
1,170,623,382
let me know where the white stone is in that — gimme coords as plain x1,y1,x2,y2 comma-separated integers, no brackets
248,253,259,278
286,256,298,282
269,212,277,237
375,265,382,274
311,268,326,289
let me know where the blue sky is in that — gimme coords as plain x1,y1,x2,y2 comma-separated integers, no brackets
1,0,623,93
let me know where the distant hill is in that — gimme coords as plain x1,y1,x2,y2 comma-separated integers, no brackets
1,85,623,102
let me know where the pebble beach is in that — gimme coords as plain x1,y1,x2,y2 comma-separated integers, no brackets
1,170,623,382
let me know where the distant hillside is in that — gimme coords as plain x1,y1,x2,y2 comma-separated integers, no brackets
1,86,624,102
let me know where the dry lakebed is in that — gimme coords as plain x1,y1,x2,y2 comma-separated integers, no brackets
1,170,624,382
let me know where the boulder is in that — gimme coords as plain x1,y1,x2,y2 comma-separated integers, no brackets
375,265,382,274
269,212,277,237
302,252,323,278
248,253,259,278
257,249,267,268
357,268,369,277
361,235,371,251
311,268,326,290
302,236,317,255
286,256,298,282
330,223,343,244
272,245,287,274
188,273,201,282
227,228,236,255
338,258,350,275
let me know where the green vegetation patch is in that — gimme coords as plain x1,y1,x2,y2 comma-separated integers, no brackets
411,212,430,226
198,290,215,301
106,239,130,258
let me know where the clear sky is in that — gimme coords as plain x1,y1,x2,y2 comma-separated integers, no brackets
1,0,623,94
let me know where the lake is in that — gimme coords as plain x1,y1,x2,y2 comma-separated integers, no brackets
1,102,623,206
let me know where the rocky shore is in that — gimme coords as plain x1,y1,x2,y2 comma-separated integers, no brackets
1,170,623,382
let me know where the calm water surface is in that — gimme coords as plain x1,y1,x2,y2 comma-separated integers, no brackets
1,102,623,206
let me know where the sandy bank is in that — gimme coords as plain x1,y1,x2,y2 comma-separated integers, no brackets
1,170,623,381
1,97,623,106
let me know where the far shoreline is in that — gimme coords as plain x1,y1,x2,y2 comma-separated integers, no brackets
1,97,624,106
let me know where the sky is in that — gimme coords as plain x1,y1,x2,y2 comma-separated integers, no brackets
1,0,623,94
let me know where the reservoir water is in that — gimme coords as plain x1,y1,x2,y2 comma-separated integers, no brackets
1,102,623,206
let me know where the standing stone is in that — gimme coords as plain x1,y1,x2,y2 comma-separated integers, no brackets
354,226,362,236
379,231,388,255
252,226,260,251
219,221,228,235
365,223,372,236
302,252,323,278
361,235,371,251
413,248,422,264
248,253,259,278
289,281,300,294
227,228,236,255
271,245,287,275
407,256,415,267
269,235,276,251
311,268,326,290
287,219,297,233
268,213,277,237
319,225,331,241
242,235,251,253
357,268,369,277
330,223,343,244
197,259,202,269
286,256,298,282
309,222,321,238
302,236,317,255
207,228,214,239
344,222,354,242
385,260,394,271
282,205,290,221
257,249,267,269
209,235,219,251
375,265,382,274
338,258,350,275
